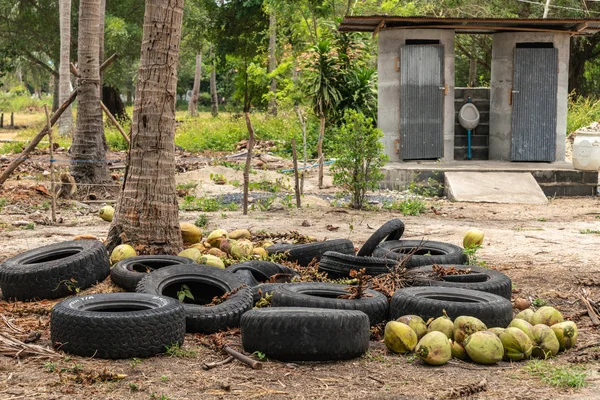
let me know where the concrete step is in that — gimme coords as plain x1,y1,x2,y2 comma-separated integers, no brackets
444,171,548,204
540,184,598,197
454,134,489,147
454,147,489,160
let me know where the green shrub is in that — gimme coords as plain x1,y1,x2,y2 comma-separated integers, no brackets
331,110,387,209
567,94,600,135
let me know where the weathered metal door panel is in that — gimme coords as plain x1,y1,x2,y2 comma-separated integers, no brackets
400,45,444,160
511,48,558,162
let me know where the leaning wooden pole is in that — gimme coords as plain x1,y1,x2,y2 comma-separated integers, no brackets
0,89,78,186
291,138,301,208
242,112,256,215
101,102,130,145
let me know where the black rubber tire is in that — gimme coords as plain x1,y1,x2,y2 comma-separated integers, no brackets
227,260,289,281
241,307,370,361
136,264,253,334
318,251,397,278
110,255,194,292
372,240,466,268
407,264,512,299
271,282,389,325
233,269,260,287
0,240,110,301
266,239,355,267
390,287,513,328
357,219,405,257
252,283,287,304
50,293,185,359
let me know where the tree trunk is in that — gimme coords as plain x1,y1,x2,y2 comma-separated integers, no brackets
58,0,74,136
210,45,218,117
317,115,325,189
267,11,277,116
99,0,106,80
52,75,60,113
71,0,111,184
106,0,185,254
242,112,255,215
188,51,202,116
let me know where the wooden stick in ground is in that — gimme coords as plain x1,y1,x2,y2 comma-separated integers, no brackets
242,112,256,215
101,102,130,145
0,89,78,186
223,345,262,370
291,137,301,208
43,105,57,224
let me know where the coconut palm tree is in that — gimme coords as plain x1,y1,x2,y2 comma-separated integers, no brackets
58,0,73,136
106,0,185,254
70,0,111,184
306,40,341,188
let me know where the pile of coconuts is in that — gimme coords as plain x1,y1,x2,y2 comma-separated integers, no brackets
384,306,577,366
108,223,274,269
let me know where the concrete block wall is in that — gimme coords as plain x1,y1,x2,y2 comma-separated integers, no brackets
378,29,455,162
489,32,570,161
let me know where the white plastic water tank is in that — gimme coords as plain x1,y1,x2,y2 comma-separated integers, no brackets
572,130,600,171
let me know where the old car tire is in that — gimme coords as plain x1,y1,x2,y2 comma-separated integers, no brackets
110,255,194,292
0,240,110,301
266,239,355,266
389,287,513,328
357,219,405,257
318,251,396,278
372,240,466,268
270,282,389,325
241,307,370,361
50,293,185,359
136,264,253,334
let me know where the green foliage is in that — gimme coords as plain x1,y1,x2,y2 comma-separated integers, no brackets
580,228,600,235
179,195,237,212
128,383,139,392
165,343,196,358
532,298,547,307
525,360,588,389
383,197,427,216
463,245,488,268
194,214,209,228
177,182,198,190
130,358,143,369
0,198,7,211
567,94,600,135
331,110,387,209
43,362,57,372
252,351,267,361
248,177,289,193
0,141,25,154
304,40,341,118
0,93,52,113
177,284,194,303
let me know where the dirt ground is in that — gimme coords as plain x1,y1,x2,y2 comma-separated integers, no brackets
0,162,599,400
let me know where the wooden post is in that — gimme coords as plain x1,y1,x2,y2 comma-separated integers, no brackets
292,138,301,208
0,113,3,128
44,105,57,224
10,112,14,128
101,102,130,144
0,89,77,186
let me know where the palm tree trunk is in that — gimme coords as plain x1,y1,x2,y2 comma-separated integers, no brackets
318,115,325,188
106,0,185,254
98,0,106,82
71,0,110,184
210,44,218,117
267,11,277,116
58,0,73,136
188,51,202,116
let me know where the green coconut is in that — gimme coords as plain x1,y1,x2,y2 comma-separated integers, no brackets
415,331,452,366
110,244,137,265
464,331,504,365
450,339,468,360
454,316,487,344
206,229,228,248
428,315,454,340
383,321,418,354
463,228,484,248
180,222,202,244
396,315,428,340
488,327,505,337
499,327,533,361
531,324,560,358
98,205,114,222
551,321,578,351
229,229,252,240
531,306,564,326
514,309,535,324
508,319,534,341
178,247,202,263
199,254,225,269
231,239,254,259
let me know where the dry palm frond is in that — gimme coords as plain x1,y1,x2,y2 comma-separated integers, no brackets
0,332,58,359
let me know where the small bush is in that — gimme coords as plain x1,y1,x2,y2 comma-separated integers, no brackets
567,94,600,135
330,110,387,209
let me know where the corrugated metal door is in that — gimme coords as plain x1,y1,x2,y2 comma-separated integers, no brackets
400,45,444,160
511,48,558,162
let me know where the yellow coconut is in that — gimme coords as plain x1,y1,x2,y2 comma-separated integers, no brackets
531,306,564,327
415,331,452,366
98,205,114,222
383,321,418,354
463,228,484,248
508,319,534,342
551,321,578,351
499,327,533,361
206,229,228,248
450,339,468,360
229,229,252,240
190,243,207,253
199,254,225,269
110,244,137,265
231,239,254,259
464,331,504,365
396,315,428,340
253,247,267,258
487,327,505,337
428,315,454,339
178,247,202,263
454,316,487,344
208,248,227,258
531,324,560,358
180,223,202,244
514,309,535,324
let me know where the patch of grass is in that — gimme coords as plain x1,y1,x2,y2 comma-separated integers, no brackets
0,141,25,154
130,358,143,369
179,195,237,212
160,375,169,382
567,94,600,135
0,198,7,211
580,228,600,235
22,222,35,230
177,182,198,190
248,177,289,193
383,197,427,216
194,214,209,227
463,245,488,268
524,360,588,389
128,383,140,392
165,343,196,358
532,298,547,307
0,92,52,113
43,362,57,372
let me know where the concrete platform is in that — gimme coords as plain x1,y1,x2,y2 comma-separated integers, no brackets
444,171,548,204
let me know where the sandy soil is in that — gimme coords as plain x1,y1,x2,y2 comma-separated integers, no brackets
0,164,599,400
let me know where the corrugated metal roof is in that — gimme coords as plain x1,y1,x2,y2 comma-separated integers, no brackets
339,16,600,35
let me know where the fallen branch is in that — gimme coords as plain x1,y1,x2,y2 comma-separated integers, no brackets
223,345,262,370
100,102,130,145
0,332,58,359
578,289,600,326
201,356,234,370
